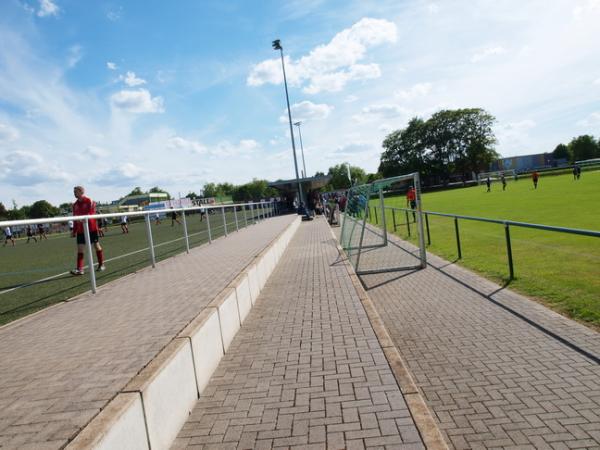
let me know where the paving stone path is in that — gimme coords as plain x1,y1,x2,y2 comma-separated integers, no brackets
173,218,425,450
352,227,600,449
0,215,295,449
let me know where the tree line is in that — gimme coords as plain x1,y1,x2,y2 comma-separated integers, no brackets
552,135,600,163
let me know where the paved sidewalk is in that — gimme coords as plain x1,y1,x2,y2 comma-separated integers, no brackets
349,227,600,449
173,218,425,449
0,215,295,449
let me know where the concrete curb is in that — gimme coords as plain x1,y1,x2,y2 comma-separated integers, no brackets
328,225,449,450
66,215,301,450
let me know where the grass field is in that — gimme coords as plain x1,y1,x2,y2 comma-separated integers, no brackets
368,171,600,328
0,207,268,325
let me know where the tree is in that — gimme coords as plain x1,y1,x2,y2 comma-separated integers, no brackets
552,143,570,161
185,192,199,199
379,108,498,184
127,187,144,196
568,135,599,162
29,200,59,219
202,183,218,198
0,202,7,219
231,179,277,202
327,164,366,189
314,171,326,177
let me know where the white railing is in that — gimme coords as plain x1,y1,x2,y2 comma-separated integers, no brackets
0,200,278,294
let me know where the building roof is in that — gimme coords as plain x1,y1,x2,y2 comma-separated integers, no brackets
268,175,331,192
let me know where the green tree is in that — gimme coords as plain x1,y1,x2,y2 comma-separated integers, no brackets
314,171,326,177
185,192,199,199
29,200,59,219
568,135,599,162
552,143,570,161
216,183,235,196
202,183,218,198
379,117,428,178
327,164,366,189
0,202,7,219
127,186,145,196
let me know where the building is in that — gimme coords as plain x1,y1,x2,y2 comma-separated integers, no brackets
107,192,170,213
489,153,560,173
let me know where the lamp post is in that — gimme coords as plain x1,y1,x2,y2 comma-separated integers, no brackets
293,121,307,178
272,39,304,209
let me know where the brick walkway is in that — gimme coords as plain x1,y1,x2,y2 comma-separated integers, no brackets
347,226,600,449
173,218,425,450
0,215,295,449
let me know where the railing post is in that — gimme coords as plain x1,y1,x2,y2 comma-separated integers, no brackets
206,209,212,244
405,210,411,237
425,213,431,245
83,219,97,294
392,209,397,231
181,210,190,253
505,223,515,280
222,206,228,236
243,204,248,227
379,189,387,245
234,206,239,231
454,217,462,259
251,204,256,224
144,213,156,267
374,206,378,224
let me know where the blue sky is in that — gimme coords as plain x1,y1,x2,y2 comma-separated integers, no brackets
1,0,599,205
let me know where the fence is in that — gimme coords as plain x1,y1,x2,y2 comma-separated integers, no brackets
0,201,277,298
371,205,600,280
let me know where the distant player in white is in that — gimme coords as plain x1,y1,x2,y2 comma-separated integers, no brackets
3,227,15,247
120,215,129,234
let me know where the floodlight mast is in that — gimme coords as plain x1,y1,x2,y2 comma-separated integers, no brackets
272,39,304,209
293,121,307,178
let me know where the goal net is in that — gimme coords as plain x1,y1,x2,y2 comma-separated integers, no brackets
340,173,427,275
477,169,516,184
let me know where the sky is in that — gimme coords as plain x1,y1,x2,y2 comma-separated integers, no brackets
1,0,599,206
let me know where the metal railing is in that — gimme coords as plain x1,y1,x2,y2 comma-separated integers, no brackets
0,200,277,294
375,206,600,280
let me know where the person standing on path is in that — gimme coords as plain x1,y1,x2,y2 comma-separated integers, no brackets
3,227,15,246
406,186,417,221
71,185,105,275
532,171,540,189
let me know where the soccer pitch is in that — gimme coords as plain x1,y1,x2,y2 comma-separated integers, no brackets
0,209,263,325
371,171,600,328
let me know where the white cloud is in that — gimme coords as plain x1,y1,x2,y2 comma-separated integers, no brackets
0,150,69,186
110,89,164,113
345,95,358,103
94,163,145,186
120,71,146,87
593,77,600,85
167,136,207,154
471,46,507,63
395,82,432,101
107,61,117,70
106,6,123,21
279,100,333,123
576,111,600,127
573,0,600,19
0,123,20,142
37,0,59,17
331,142,373,156
83,146,110,158
247,17,397,93
354,104,410,122
67,45,83,68
427,3,440,14
210,139,260,158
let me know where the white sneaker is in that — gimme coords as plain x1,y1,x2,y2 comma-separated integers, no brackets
97,264,106,272
70,269,84,276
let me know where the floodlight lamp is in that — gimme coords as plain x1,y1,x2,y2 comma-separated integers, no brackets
293,121,301,126
272,39,282,50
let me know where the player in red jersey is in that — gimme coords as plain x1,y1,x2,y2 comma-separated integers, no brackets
406,186,417,222
71,185,105,275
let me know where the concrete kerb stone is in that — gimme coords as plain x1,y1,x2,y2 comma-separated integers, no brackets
327,224,449,450
228,272,252,324
66,393,148,450
178,308,224,395
208,287,241,352
123,338,198,450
